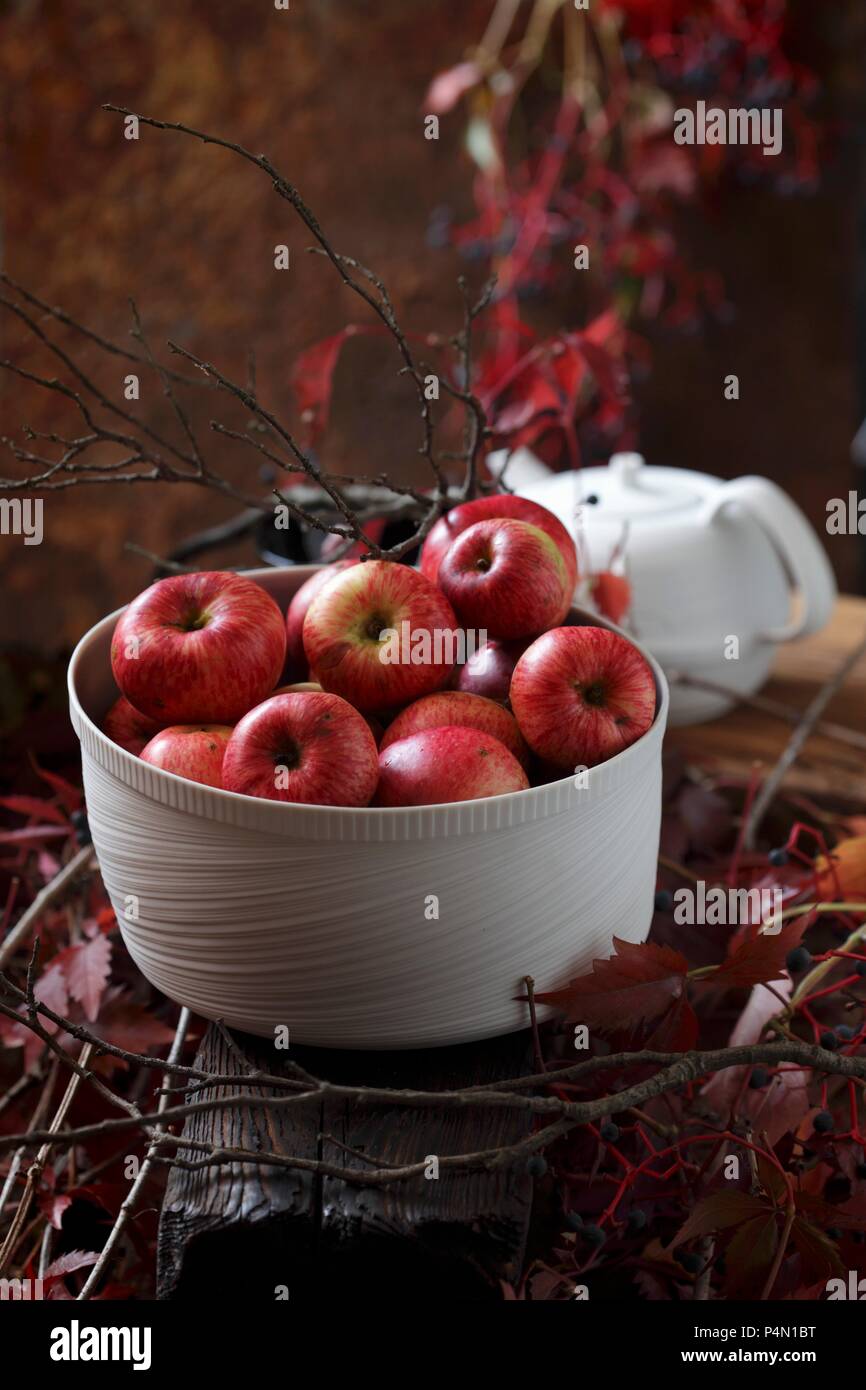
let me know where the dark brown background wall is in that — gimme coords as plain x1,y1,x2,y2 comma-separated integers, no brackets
1,0,864,651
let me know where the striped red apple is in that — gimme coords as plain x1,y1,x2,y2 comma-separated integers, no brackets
111,571,286,724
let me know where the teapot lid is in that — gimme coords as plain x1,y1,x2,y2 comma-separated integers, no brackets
568,454,713,523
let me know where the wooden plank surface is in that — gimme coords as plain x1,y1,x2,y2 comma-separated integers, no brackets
667,596,866,803
157,1027,534,1301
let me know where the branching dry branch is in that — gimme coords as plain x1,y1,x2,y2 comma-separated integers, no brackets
0,105,499,563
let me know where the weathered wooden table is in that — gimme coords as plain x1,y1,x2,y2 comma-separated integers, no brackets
157,597,866,1299
668,595,866,805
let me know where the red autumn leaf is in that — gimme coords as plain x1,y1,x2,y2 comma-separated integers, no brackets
672,1191,771,1247
703,916,808,990
29,760,83,813
41,1182,121,1228
40,1194,73,1230
534,937,689,1031
794,1193,866,1232
1,961,71,1068
789,1217,844,1283
54,934,112,1022
724,1212,780,1298
575,336,627,406
291,326,371,440
90,994,178,1054
42,1249,99,1284
548,340,589,407
643,994,699,1051
590,571,632,625
35,959,70,1023
757,1153,788,1205
0,795,68,826
0,970,69,1061
94,905,118,934
72,1181,127,1216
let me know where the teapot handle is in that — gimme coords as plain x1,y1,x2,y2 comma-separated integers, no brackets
705,476,836,643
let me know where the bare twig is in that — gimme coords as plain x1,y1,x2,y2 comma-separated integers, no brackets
0,1039,863,1179
1,106,496,563
0,844,95,972
76,1009,191,1301
0,1049,90,1277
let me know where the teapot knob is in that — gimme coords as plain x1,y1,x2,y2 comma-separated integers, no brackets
609,452,645,485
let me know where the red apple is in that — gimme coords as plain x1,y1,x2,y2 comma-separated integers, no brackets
281,682,381,742
510,625,656,769
302,560,458,713
437,518,571,641
140,724,233,788
284,561,356,681
102,696,163,756
380,690,529,768
421,493,578,591
221,692,378,806
456,638,530,704
111,572,286,724
374,726,529,807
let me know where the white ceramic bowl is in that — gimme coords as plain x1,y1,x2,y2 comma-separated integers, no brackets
68,566,669,1049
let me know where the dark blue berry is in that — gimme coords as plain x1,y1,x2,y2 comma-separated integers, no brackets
786,946,812,974
461,239,492,263
583,1223,606,1247
564,1211,583,1231
679,1253,703,1275
826,1227,842,1241
820,1031,840,1051
654,890,674,913
626,1209,647,1234
768,847,789,867
749,1067,770,1090
600,1121,620,1143
70,808,91,847
836,1025,856,1042
526,1155,548,1178
813,1111,835,1135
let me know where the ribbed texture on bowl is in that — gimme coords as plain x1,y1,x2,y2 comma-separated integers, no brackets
68,566,669,1048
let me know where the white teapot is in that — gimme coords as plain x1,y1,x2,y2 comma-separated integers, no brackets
514,452,837,726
